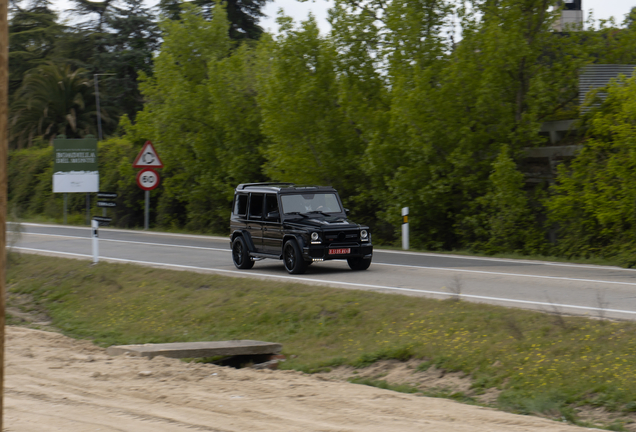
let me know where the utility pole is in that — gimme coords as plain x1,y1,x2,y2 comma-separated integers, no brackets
0,0,9,427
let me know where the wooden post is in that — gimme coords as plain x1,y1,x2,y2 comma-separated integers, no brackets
0,0,9,427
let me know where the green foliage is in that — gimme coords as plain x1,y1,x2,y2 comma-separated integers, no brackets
8,146,56,216
255,14,369,211
547,77,636,266
10,0,636,257
462,145,547,254
93,0,161,123
362,0,592,250
7,135,149,227
159,0,270,40
351,346,415,368
348,377,421,394
9,0,63,96
132,2,263,232
10,62,100,148
8,0,173,144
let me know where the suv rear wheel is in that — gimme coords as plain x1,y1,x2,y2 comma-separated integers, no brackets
283,239,309,274
232,236,255,269
347,257,372,271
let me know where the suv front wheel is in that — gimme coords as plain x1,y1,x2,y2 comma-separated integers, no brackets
232,236,255,269
347,256,372,271
283,239,309,274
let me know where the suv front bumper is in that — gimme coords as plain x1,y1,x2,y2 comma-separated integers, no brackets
303,243,373,261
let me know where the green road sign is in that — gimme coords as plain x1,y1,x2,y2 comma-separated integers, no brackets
53,137,99,193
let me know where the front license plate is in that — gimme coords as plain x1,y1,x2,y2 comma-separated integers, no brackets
329,248,351,255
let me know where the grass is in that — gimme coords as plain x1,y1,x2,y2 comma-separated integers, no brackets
7,252,636,430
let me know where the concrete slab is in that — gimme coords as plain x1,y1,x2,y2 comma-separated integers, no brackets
106,340,282,359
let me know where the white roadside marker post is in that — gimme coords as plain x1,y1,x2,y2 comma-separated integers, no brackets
402,207,409,250
92,219,99,263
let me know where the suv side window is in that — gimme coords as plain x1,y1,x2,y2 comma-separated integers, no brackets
265,194,279,220
234,194,248,216
248,194,264,220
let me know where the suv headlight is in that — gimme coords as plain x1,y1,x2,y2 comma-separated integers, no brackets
360,230,368,241
311,232,320,243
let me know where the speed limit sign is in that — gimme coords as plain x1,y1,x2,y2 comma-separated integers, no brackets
136,168,160,191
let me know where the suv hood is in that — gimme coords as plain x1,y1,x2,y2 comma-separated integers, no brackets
285,216,361,229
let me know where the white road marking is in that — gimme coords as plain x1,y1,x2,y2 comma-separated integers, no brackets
372,262,636,287
13,246,636,316
16,222,635,272
18,232,228,252
13,222,228,241
18,232,636,287
375,249,636,271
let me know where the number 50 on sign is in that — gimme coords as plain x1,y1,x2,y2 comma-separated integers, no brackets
136,168,160,191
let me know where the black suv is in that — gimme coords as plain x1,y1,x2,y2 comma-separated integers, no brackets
230,183,373,274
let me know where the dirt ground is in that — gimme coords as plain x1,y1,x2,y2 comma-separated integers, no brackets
3,326,599,432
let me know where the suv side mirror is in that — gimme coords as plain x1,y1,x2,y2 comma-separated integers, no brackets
266,211,280,221
344,208,350,214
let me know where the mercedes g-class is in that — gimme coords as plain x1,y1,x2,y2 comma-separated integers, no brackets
230,183,373,274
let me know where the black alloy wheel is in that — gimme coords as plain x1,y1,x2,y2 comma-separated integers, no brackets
283,239,309,274
347,256,372,271
232,236,255,269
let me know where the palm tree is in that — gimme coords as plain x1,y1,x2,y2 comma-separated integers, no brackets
10,62,108,148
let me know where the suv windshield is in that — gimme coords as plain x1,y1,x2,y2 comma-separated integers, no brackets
280,193,343,214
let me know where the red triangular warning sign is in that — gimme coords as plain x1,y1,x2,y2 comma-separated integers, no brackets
133,141,164,168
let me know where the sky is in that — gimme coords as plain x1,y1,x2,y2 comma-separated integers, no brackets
50,0,636,34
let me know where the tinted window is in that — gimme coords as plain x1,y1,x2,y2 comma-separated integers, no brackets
249,194,264,219
234,194,248,216
280,193,343,214
265,194,279,217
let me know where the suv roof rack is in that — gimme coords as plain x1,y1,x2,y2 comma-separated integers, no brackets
237,182,295,190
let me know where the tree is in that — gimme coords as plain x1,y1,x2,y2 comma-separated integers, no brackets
159,0,270,40
131,2,265,231
255,14,369,212
70,0,114,33
9,62,102,148
50,0,160,134
94,0,160,122
355,0,593,250
462,145,546,254
9,0,63,95
547,77,636,265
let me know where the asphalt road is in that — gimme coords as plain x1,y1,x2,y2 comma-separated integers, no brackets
11,222,636,320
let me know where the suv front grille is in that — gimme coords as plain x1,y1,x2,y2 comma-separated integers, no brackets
324,230,358,243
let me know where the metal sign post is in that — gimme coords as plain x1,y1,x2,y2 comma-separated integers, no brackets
145,190,150,230
136,168,160,230
402,207,409,250
133,142,163,231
